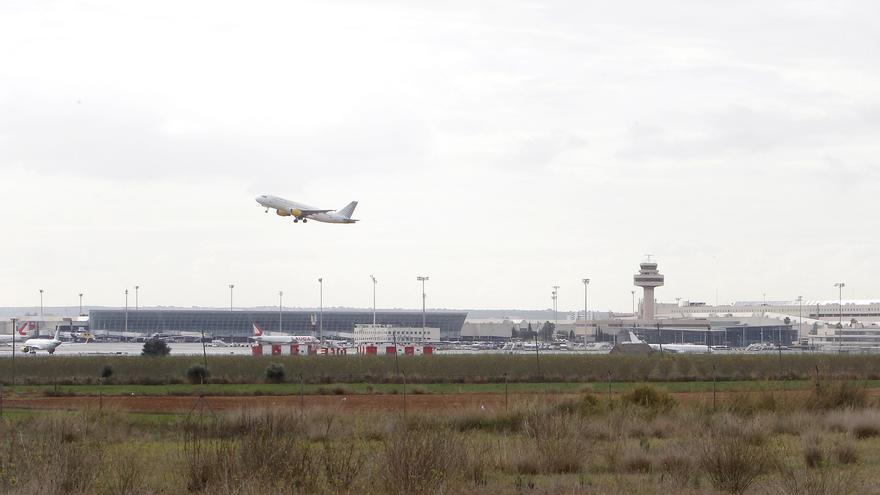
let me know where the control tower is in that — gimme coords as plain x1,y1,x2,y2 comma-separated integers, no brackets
634,258,664,320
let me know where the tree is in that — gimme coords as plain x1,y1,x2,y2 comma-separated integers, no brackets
540,321,555,342
141,338,171,357
186,364,209,384
265,362,286,383
783,317,791,325
100,364,113,380
510,326,519,339
568,329,575,341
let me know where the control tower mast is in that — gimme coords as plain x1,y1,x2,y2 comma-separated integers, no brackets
634,257,664,320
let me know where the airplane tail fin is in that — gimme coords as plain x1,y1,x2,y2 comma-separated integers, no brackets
53,329,62,341
18,322,29,336
629,331,645,344
253,322,264,336
337,201,358,219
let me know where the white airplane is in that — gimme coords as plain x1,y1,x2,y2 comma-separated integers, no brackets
628,331,710,354
0,321,32,344
255,195,358,224
251,323,319,345
22,329,64,354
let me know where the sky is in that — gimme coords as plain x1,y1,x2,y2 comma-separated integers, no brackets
1,1,879,313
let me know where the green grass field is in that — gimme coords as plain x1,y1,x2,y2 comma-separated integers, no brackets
3,353,880,387
5,378,880,397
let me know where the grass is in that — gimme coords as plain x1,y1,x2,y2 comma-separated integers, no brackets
1,378,873,397
5,353,880,386
3,384,880,494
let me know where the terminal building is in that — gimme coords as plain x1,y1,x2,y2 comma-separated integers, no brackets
88,309,466,341
578,260,799,347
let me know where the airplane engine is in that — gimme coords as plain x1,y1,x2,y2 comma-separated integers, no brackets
276,209,290,217
290,208,303,218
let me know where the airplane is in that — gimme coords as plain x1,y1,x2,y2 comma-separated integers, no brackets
0,321,32,344
255,195,358,224
251,322,319,344
21,329,64,354
628,331,710,354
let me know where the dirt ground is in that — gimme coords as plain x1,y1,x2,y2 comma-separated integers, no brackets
1,389,848,414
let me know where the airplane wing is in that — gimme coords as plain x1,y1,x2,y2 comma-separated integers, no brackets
290,208,333,217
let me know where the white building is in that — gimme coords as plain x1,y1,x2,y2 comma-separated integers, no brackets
352,324,439,344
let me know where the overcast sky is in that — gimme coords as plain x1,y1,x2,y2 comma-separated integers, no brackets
1,1,879,312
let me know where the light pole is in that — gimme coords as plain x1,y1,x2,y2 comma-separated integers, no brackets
582,278,590,343
124,289,129,334
417,276,429,333
278,290,283,332
834,283,845,328
797,295,804,342
135,285,140,310
370,275,377,325
552,286,559,340
10,317,16,392
39,289,43,333
318,278,323,342
631,291,635,317
229,284,234,311
78,293,83,316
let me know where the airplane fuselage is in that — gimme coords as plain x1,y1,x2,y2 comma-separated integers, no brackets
21,338,62,354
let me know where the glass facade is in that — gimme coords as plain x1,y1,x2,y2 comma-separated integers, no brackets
89,309,467,340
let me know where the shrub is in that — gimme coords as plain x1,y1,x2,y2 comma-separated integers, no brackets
265,362,286,383
833,441,858,465
186,364,209,384
522,412,587,473
622,385,676,410
699,420,771,494
382,426,465,495
811,381,868,410
100,364,113,380
802,434,824,469
141,338,171,357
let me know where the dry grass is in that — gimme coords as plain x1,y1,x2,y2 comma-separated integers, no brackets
4,388,880,494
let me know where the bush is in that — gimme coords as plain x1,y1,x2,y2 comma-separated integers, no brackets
141,338,171,357
811,381,868,410
833,441,858,465
265,363,286,383
100,364,113,380
699,420,771,494
186,364,209,384
622,385,676,410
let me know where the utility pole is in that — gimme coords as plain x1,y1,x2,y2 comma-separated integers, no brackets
78,293,83,316
229,284,234,311
39,289,43,334
370,275,377,325
135,285,140,310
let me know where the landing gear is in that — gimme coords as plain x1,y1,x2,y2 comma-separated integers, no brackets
302,218,308,223
265,208,269,213
293,218,299,223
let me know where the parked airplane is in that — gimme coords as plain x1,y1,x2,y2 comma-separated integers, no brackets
255,195,358,224
251,323,319,344
628,331,710,354
0,322,32,344
22,330,63,354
